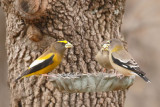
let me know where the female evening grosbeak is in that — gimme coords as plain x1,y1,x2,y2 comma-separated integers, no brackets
15,40,73,81
102,39,150,83
95,43,113,71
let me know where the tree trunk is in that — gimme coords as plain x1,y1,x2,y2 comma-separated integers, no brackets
1,0,127,106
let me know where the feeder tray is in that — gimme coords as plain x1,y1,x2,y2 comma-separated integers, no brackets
48,73,135,93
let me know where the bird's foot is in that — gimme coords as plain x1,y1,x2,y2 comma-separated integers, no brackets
116,73,124,79
103,68,106,72
113,70,124,79
103,68,114,74
108,69,114,74
42,74,49,76
113,69,117,74
42,74,57,80
42,74,49,79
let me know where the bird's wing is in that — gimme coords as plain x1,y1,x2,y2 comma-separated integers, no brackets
29,53,54,68
111,50,145,75
22,53,55,76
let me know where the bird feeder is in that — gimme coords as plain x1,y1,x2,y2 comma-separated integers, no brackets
48,72,135,93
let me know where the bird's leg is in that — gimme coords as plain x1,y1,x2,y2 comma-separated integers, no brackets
116,72,124,79
116,73,124,79
42,74,49,76
113,70,124,79
42,74,58,80
113,69,117,74
42,73,57,78
103,68,113,73
108,69,113,74
42,69,58,77
42,74,50,79
103,68,106,72
35,75,39,77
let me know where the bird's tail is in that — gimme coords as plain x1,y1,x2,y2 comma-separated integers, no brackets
15,75,23,82
138,74,151,83
15,69,29,82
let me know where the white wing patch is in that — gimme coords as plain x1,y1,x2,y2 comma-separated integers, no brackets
122,64,128,68
29,60,45,68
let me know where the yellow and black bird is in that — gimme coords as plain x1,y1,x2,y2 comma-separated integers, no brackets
15,40,73,81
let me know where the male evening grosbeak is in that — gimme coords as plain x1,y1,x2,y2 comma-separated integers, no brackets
15,40,73,81
102,39,151,83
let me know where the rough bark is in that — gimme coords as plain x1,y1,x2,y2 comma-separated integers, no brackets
1,0,127,106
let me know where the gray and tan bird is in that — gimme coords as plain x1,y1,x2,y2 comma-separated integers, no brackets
15,40,73,81
95,43,113,72
103,39,150,83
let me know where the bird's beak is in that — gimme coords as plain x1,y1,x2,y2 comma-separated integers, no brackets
102,44,109,51
65,42,73,48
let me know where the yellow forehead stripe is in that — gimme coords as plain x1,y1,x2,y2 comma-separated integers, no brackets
57,40,68,44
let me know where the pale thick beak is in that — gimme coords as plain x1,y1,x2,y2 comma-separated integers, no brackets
65,42,73,48
102,44,109,51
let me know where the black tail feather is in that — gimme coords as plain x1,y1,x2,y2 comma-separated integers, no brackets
15,70,29,82
138,74,151,83
15,76,22,82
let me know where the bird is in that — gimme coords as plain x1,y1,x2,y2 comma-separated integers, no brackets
103,38,151,83
95,43,113,72
15,40,73,81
